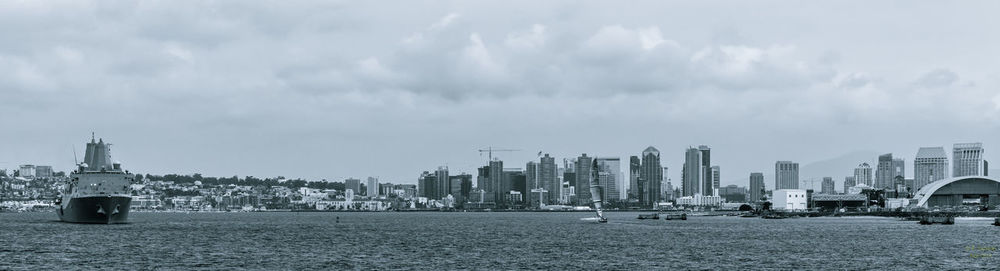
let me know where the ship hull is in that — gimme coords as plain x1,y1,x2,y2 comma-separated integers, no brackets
58,196,131,224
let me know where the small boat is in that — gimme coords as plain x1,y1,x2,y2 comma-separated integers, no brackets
663,213,687,220
588,159,608,223
993,218,1000,226
739,213,758,218
762,213,787,219
638,213,660,220
919,215,954,225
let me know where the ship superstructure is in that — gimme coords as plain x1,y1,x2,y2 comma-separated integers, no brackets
57,135,134,224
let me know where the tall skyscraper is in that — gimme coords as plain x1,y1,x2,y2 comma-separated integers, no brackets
854,163,873,187
749,172,764,202
843,176,856,193
450,174,473,203
682,147,702,196
489,160,504,205
416,173,433,198
775,161,799,190
640,147,662,207
366,177,379,197
629,156,640,200
596,157,621,201
435,166,449,200
476,166,489,190
821,177,834,194
525,162,538,191
875,154,895,189
699,146,713,196
953,143,984,177
914,147,948,191
539,154,558,204
711,166,721,195
575,154,593,205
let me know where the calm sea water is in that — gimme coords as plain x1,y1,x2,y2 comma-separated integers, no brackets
2,211,999,269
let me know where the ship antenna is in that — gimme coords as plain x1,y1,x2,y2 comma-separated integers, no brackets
73,145,79,165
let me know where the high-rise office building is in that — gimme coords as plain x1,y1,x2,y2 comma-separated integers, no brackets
843,176,856,194
711,166,721,195
525,162,537,191
629,156,640,200
914,147,948,191
476,166,489,190
539,154,558,204
366,177,379,197
854,163,873,187
699,146,713,196
953,143,984,177
749,172,764,202
575,154,593,205
417,172,434,198
682,147,702,197
596,157,621,201
450,174,473,203
875,154,900,189
775,161,799,190
435,166,449,199
489,160,504,205
640,147,662,207
821,177,835,194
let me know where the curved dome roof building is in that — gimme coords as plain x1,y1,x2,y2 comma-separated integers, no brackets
912,176,1000,207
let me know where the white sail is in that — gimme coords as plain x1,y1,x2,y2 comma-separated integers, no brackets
589,159,607,222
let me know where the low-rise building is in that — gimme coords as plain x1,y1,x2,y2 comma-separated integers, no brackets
773,189,807,210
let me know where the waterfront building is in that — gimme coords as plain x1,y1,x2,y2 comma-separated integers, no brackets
539,154,558,204
596,157,621,201
912,176,1000,207
682,147,702,196
773,189,807,210
345,178,361,196
953,143,984,177
749,172,765,202
575,154,593,206
676,194,722,206
366,177,379,197
775,161,799,190
854,163,873,187
843,176,856,194
528,188,549,208
718,184,746,202
640,147,662,207
629,156,640,199
821,177,835,194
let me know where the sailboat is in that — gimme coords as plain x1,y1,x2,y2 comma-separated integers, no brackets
589,159,608,223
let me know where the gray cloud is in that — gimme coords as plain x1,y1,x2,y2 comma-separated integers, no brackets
1,1,998,188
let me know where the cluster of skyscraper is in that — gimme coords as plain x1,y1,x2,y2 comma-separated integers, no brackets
745,143,988,203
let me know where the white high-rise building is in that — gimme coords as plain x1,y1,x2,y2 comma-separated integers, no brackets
953,143,984,177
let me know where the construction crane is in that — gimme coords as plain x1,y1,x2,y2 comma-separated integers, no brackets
477,147,521,162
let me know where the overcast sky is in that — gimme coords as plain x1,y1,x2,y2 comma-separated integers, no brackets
2,1,998,188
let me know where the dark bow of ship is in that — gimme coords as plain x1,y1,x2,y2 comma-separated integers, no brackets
58,195,132,224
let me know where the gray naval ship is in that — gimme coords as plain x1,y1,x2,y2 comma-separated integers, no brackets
57,135,134,224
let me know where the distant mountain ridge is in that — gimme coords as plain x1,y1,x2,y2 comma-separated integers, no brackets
800,150,880,181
